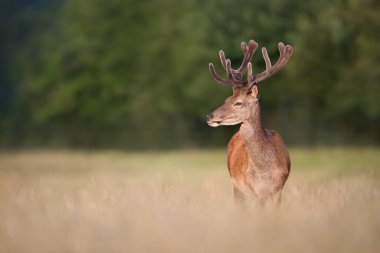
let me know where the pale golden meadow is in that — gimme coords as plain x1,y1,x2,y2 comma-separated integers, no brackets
0,148,379,253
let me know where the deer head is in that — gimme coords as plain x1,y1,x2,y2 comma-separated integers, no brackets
206,40,293,127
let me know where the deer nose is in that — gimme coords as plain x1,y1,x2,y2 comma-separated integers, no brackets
206,113,214,121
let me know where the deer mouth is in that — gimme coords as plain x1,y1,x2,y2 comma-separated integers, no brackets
208,121,221,127
207,119,240,127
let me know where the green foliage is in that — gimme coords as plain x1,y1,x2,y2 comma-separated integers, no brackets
1,0,380,148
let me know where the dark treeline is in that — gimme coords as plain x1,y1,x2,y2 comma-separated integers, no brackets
1,0,379,149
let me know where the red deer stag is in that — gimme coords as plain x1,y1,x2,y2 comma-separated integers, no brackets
206,39,293,205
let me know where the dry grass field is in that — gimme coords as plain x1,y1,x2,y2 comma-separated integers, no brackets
0,148,379,253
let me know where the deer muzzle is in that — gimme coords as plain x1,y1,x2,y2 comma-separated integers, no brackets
206,113,222,127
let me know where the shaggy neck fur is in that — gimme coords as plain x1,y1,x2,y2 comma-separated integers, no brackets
239,100,272,167
240,100,265,139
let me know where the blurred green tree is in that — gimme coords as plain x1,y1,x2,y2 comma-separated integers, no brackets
1,0,379,148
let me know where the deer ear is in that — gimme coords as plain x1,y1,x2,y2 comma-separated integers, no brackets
249,85,259,98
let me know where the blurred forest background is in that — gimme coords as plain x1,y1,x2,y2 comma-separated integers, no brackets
0,0,379,149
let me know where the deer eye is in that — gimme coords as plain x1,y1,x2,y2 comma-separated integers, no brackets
234,102,242,107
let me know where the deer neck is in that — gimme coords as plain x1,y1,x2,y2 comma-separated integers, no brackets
239,101,267,151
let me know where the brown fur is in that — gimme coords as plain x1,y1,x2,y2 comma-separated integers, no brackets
227,128,290,204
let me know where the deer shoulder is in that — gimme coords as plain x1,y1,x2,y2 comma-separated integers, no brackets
227,133,248,182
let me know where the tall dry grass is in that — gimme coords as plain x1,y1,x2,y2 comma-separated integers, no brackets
0,149,379,253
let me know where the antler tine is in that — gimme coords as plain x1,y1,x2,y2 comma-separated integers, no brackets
219,50,227,70
219,51,236,82
261,47,272,76
238,40,258,72
209,63,235,87
278,42,286,58
226,59,234,80
247,62,254,83
209,40,257,88
254,42,293,84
